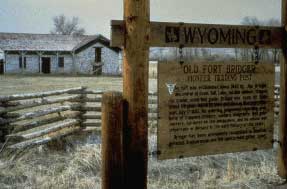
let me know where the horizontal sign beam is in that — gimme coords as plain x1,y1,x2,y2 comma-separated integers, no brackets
111,20,283,48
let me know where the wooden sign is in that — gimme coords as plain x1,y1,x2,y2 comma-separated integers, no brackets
158,61,274,160
111,20,282,48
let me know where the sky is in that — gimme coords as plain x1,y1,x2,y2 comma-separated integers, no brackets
0,0,282,38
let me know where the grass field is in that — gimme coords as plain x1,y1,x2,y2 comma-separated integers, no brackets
0,75,157,95
0,75,286,189
0,75,123,95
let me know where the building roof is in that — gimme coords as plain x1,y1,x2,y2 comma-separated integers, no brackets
0,33,120,53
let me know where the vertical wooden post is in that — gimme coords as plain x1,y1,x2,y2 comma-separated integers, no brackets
79,87,87,128
278,0,287,178
102,92,124,189
123,0,150,188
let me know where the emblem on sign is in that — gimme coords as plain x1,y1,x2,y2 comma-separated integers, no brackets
166,83,176,95
259,30,272,44
165,26,180,43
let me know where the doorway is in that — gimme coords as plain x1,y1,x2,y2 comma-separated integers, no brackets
0,60,4,74
42,57,51,74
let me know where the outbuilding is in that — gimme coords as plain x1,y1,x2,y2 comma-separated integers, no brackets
0,33,122,75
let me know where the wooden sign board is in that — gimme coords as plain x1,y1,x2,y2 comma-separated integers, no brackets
158,61,274,160
111,20,282,48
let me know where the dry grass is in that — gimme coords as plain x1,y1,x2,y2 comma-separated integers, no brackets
0,133,285,189
0,142,102,189
0,75,123,95
148,151,284,188
147,127,285,189
0,75,157,95
0,75,286,188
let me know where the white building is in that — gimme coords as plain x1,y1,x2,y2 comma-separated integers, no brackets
0,33,122,75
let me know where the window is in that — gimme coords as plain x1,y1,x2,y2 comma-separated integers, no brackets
19,56,27,69
58,57,64,68
95,47,102,62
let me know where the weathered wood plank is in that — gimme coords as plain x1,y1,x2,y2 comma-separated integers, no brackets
81,106,101,112
69,89,103,95
82,113,101,119
8,126,81,149
278,0,287,178
82,121,101,127
123,0,150,188
8,119,80,140
4,104,80,123
0,95,81,114
81,127,101,133
158,61,274,159
79,87,88,127
111,20,283,48
11,111,81,133
0,87,83,102
83,97,102,103
102,92,124,189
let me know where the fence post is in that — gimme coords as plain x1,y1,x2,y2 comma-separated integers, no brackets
101,92,124,189
278,0,287,178
79,87,87,128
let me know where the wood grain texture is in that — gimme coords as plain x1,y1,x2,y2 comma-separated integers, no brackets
0,95,81,114
111,20,283,48
8,119,80,140
8,126,81,149
158,61,274,160
0,87,83,102
278,0,287,178
122,0,150,188
101,92,124,189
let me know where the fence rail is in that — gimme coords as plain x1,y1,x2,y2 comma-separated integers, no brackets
0,85,280,150
0,87,158,150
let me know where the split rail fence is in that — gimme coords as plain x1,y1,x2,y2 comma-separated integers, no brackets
0,86,280,150
0,87,158,150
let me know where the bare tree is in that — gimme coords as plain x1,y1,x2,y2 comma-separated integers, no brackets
50,15,85,36
267,18,281,65
241,16,261,26
234,16,280,63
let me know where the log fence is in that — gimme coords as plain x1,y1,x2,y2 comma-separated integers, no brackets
0,87,158,151
0,85,279,151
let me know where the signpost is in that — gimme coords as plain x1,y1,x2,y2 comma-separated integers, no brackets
278,0,287,178
111,20,283,48
122,0,150,188
103,1,287,188
158,62,274,159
